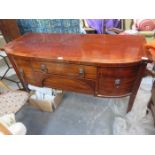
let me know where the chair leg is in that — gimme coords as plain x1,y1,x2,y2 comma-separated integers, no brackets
0,80,12,91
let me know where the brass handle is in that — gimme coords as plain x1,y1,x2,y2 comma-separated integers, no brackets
19,68,24,75
79,68,85,75
40,64,48,73
115,79,121,88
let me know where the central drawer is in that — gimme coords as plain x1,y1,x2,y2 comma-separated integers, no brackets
31,61,97,79
43,75,96,95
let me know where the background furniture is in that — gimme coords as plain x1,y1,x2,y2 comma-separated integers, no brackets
0,113,27,135
0,19,21,43
0,122,12,135
82,19,155,42
0,51,22,88
123,19,155,42
4,33,151,112
81,19,97,34
82,19,125,34
0,80,29,116
0,20,22,89
84,19,122,34
82,19,123,34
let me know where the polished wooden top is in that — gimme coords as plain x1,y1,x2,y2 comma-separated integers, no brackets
4,33,149,64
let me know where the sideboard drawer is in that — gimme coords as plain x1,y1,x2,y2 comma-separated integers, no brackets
31,61,97,79
98,77,137,96
98,66,139,96
98,66,139,78
33,73,96,95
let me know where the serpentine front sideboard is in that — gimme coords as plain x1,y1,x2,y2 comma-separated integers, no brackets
4,33,152,112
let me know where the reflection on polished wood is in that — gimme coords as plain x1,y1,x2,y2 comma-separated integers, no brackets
4,33,151,112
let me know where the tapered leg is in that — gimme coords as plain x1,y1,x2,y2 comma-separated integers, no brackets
7,54,29,91
127,61,147,113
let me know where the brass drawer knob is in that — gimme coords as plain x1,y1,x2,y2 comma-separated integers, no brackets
40,64,48,73
19,68,24,75
79,68,85,75
115,79,121,88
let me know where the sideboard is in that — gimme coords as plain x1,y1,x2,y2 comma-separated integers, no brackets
4,33,152,112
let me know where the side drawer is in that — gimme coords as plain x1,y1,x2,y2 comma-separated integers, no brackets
97,65,140,96
31,61,97,79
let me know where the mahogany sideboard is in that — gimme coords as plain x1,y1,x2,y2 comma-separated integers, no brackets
4,33,152,112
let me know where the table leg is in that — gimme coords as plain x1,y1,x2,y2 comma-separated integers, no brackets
127,62,147,112
7,54,29,91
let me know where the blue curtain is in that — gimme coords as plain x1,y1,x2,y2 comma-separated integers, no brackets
17,19,83,34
